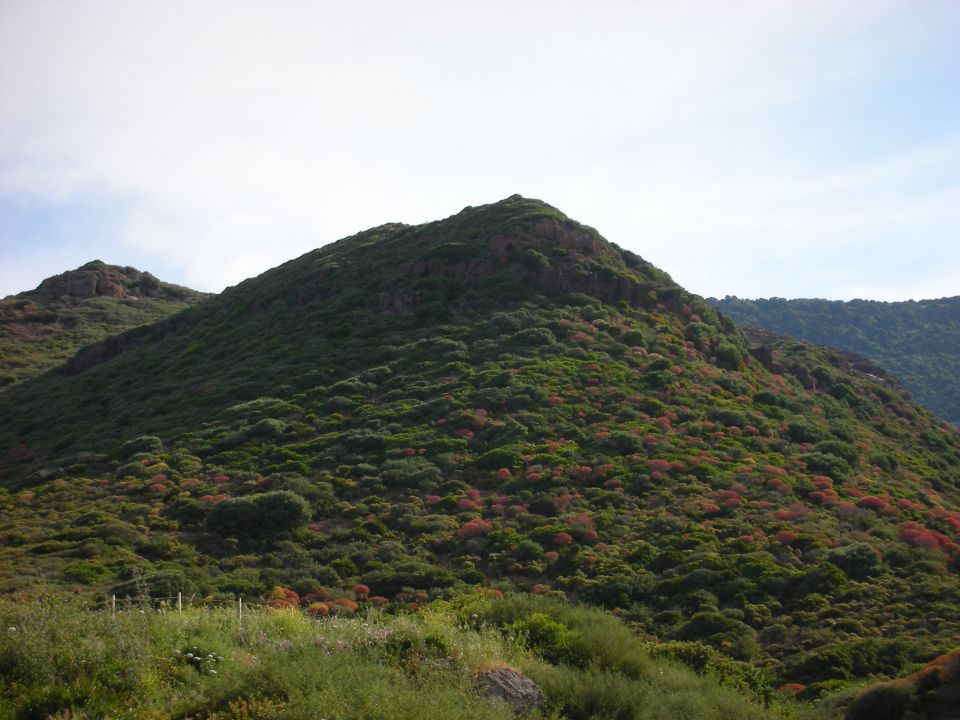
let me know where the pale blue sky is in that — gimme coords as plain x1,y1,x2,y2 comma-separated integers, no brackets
1,0,958,301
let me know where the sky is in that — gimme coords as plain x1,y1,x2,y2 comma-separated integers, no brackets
1,0,958,302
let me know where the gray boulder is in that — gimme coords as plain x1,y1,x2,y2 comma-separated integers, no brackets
477,667,543,712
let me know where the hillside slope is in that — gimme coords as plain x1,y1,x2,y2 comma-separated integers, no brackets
0,260,208,386
708,296,960,424
1,196,959,696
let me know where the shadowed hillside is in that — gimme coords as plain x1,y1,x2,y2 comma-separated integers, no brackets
0,260,208,387
709,296,960,424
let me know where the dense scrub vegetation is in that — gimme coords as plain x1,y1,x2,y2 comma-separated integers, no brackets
0,260,207,388
842,650,960,720
709,296,960,424
1,196,959,717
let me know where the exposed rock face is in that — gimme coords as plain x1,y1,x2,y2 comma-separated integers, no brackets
742,326,906,396
22,260,203,304
477,667,543,712
747,344,779,373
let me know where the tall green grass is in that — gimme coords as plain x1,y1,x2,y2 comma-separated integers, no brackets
452,593,782,720
0,593,781,720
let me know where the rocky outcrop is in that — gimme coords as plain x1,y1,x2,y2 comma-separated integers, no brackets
22,261,205,304
477,667,543,712
742,326,905,396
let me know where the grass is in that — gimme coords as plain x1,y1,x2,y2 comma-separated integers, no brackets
0,592,781,720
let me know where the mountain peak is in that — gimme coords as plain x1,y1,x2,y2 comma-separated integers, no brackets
237,195,677,324
20,261,206,304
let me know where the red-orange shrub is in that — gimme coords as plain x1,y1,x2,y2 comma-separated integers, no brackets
457,518,492,540
306,602,330,616
775,530,800,544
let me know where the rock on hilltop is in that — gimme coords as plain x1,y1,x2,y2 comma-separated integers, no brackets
0,261,207,386
18,260,205,304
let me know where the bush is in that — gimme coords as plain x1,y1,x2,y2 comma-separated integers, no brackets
783,638,920,685
475,447,522,470
645,641,773,706
801,451,851,480
714,342,743,370
532,660,771,720
379,457,442,489
787,419,827,443
507,612,575,664
520,248,550,271
206,490,311,538
362,561,457,598
845,683,916,720
119,435,163,457
63,562,110,585
111,568,194,600
668,612,759,661
799,562,848,595
114,461,150,479
828,543,883,580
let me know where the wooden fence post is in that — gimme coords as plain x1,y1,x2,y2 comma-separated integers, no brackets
238,596,245,643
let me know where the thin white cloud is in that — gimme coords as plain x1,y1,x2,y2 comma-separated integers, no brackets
1,0,957,301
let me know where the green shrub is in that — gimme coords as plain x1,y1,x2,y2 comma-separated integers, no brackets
520,248,551,271
206,490,311,538
799,562,848,595
644,641,773,706
507,612,576,664
828,543,883,580
362,560,457,597
715,342,743,370
668,612,758,661
111,568,194,600
379,457,442,489
845,683,916,720
63,562,110,584
114,461,150,479
119,435,163,457
475,446,522,470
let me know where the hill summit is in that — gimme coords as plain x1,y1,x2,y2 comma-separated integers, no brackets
1,195,959,698
19,259,204,304
0,261,207,387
